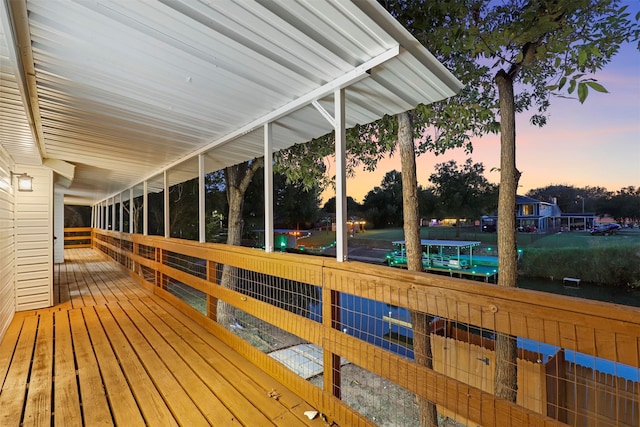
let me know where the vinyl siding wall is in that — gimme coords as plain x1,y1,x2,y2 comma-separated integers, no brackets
15,165,53,311
0,152,15,340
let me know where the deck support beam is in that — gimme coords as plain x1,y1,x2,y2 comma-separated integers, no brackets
164,170,170,238
335,88,347,262
129,188,134,234
143,181,148,235
111,198,116,230
264,123,274,253
198,154,205,243
119,192,124,232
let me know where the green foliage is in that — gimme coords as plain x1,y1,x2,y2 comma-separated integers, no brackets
526,184,640,220
362,171,405,228
428,159,498,220
519,244,640,287
244,169,321,230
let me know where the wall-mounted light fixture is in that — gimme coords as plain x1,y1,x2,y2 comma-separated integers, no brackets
11,172,34,192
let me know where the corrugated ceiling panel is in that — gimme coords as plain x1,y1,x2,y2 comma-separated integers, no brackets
1,0,462,205
0,25,40,166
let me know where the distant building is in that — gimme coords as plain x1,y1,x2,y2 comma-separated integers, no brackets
481,195,595,233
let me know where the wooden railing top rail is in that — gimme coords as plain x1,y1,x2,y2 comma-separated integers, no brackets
64,227,92,233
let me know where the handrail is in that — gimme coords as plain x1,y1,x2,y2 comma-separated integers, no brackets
89,229,640,427
63,227,92,248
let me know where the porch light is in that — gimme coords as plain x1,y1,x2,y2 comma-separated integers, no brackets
11,172,34,192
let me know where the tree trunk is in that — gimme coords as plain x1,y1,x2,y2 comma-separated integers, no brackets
398,111,438,427
217,160,262,328
494,70,519,402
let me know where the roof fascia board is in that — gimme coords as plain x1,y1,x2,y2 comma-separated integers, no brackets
1,0,45,162
99,44,400,204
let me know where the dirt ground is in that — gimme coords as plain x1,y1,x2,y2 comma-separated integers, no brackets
231,312,468,427
309,364,467,427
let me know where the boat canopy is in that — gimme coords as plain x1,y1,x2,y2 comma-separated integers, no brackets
392,240,481,250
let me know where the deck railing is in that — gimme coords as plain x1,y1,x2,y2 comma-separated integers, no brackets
63,227,92,248
86,228,640,427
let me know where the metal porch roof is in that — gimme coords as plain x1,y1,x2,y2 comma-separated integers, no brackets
1,0,462,205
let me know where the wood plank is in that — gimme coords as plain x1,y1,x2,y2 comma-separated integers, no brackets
127,299,270,425
117,300,252,426
81,307,145,427
68,309,113,426
142,296,329,427
104,303,210,427
0,313,27,388
0,315,39,427
53,310,82,427
68,268,85,309
22,311,54,426
94,258,146,301
92,306,178,427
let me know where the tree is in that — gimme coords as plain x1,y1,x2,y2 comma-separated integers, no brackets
362,171,404,228
245,170,322,230
417,187,440,222
526,184,611,213
322,196,363,217
169,179,199,240
217,159,263,327
607,186,640,222
464,0,639,402
429,159,498,236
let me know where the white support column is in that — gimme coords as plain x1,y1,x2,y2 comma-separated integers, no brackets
335,88,347,262
264,122,274,253
198,154,206,243
129,188,134,233
106,199,111,230
143,181,148,236
111,198,116,230
119,192,124,232
164,170,170,238
53,192,64,264
91,205,95,228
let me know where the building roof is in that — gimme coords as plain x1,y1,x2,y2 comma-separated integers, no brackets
1,0,462,205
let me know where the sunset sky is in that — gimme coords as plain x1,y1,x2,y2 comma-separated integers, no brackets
321,27,640,205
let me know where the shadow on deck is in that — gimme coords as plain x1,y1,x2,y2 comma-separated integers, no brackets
0,249,327,426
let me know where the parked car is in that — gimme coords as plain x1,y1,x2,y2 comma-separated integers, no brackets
589,223,621,235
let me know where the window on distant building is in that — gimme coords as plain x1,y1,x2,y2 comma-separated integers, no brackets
522,204,535,215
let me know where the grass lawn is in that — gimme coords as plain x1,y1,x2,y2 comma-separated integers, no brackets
300,227,640,251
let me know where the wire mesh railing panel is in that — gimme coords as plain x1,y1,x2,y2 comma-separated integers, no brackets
139,265,155,283
229,307,307,353
88,230,640,427
166,278,207,315
164,251,207,279
137,244,155,260
232,267,321,320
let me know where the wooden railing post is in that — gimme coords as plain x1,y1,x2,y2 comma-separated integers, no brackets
322,284,341,399
155,247,163,290
206,260,218,322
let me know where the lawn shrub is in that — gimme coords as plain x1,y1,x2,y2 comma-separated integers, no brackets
520,245,640,287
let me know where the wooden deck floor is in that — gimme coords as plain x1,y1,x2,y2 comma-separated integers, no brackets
0,249,328,427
